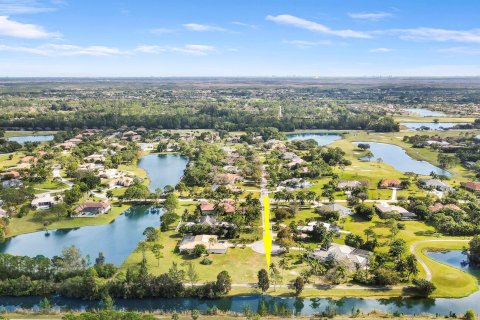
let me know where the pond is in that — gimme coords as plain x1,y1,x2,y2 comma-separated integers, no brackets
7,135,54,144
1,251,480,316
0,206,161,266
404,108,447,117
0,153,188,265
287,133,342,146
354,142,451,176
401,122,468,131
138,154,188,191
427,250,480,279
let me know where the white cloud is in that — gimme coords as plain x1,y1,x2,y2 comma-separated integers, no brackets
134,45,165,54
383,27,480,43
232,21,258,29
369,47,394,53
283,39,336,48
348,12,392,21
135,44,217,56
171,44,216,55
0,15,58,38
437,46,480,56
266,14,371,39
0,0,57,15
0,43,126,56
182,23,226,32
0,42,218,57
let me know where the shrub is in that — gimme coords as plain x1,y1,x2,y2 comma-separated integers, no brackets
200,258,213,265
412,279,436,297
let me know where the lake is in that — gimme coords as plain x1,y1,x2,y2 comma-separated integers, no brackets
7,135,54,144
138,154,188,191
0,153,188,265
287,133,342,146
0,206,160,265
404,108,447,117
355,142,451,176
401,122,468,131
1,250,479,315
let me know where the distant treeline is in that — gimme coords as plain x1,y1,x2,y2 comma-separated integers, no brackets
0,107,399,132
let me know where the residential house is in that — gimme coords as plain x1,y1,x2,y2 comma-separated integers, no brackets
178,235,228,254
31,194,59,210
374,202,417,220
21,156,38,164
429,203,463,213
464,181,480,193
216,173,242,185
198,202,215,215
0,208,6,218
308,243,372,271
199,215,218,226
297,221,337,233
74,200,111,217
98,169,121,179
198,200,236,215
78,163,104,171
13,163,32,170
379,179,402,189
84,154,106,163
0,171,20,180
139,143,154,151
279,178,312,190
108,176,134,188
337,180,362,190
420,179,452,191
317,204,353,218
2,179,23,189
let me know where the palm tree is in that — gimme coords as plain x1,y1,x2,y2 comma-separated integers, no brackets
307,191,316,204
364,227,375,243
273,192,282,207
208,237,217,253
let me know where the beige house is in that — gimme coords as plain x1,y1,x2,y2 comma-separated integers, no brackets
74,200,111,217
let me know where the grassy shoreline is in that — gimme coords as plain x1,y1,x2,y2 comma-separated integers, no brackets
6,203,132,238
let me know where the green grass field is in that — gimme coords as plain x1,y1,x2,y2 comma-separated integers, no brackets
7,204,131,237
3,130,57,138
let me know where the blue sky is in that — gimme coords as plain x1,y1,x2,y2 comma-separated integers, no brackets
1,0,480,77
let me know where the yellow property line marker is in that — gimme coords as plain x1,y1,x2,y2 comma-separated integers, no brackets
263,195,272,268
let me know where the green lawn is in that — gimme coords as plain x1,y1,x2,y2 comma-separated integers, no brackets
3,130,57,138
33,180,68,190
7,203,131,237
0,152,24,169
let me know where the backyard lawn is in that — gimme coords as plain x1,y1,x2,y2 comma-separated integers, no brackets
7,203,131,237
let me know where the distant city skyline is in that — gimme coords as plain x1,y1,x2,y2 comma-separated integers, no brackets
1,0,480,77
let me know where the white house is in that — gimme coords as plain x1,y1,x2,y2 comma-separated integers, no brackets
309,243,372,270
31,194,59,210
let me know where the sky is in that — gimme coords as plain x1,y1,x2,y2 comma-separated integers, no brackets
1,0,480,77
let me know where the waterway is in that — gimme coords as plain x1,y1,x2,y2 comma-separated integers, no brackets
404,108,447,117
287,133,342,146
355,142,451,176
401,122,467,131
137,154,188,191
7,135,54,144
